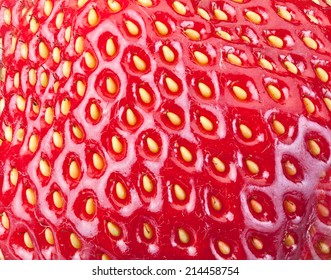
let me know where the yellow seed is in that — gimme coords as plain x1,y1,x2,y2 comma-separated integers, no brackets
108,0,122,12
272,120,285,135
111,136,123,153
143,223,153,239
214,9,228,21
200,115,214,131
4,126,13,142
165,77,179,93
28,134,39,153
85,52,97,69
139,87,152,104
197,7,210,21
75,36,84,54
106,77,117,95
62,61,72,78
194,51,209,65
70,233,81,249
241,35,251,43
284,233,295,247
133,55,147,72
1,212,10,230
53,131,63,148
318,241,330,254
90,103,101,121
239,124,252,139
178,228,190,244
61,98,71,116
53,47,60,63
40,72,48,88
76,80,86,97
32,100,41,112
162,46,175,63
180,146,193,162
107,221,121,237
218,241,230,255
115,182,127,200
45,107,54,125
245,11,262,24
284,161,297,176
166,111,182,126
85,198,96,215
172,1,186,15
316,67,329,83
39,159,51,177
17,95,26,112
14,72,20,88
251,237,263,250
10,35,17,54
212,157,225,173
126,108,137,126
302,37,318,50
246,159,259,174
30,17,39,33
284,60,298,74
137,0,153,7
93,153,104,170
106,38,116,57
10,168,18,186
284,199,296,213
21,42,28,59
69,160,81,180
211,195,222,211
29,68,37,86
65,26,71,43
217,30,232,41
174,184,186,201
307,14,319,24
88,8,99,27
4,8,11,25
268,35,284,48
267,84,282,101
308,140,320,157
26,188,36,206
16,128,24,142
142,174,154,193
0,98,5,114
233,85,247,100
227,53,242,66
101,254,111,260
259,58,273,70
198,82,212,98
184,29,200,41
72,125,84,140
154,21,169,36
146,137,160,154
45,228,54,245
278,8,292,21
303,97,315,114
24,232,34,249
55,12,64,29
125,20,139,36
44,0,53,16
317,203,329,217
250,199,263,214
53,191,64,209
39,41,49,59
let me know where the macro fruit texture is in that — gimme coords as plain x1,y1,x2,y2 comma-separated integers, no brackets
0,0,331,260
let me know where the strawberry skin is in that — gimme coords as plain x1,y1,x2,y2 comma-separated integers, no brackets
0,0,331,260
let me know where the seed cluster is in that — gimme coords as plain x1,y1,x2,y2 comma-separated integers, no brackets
0,0,331,260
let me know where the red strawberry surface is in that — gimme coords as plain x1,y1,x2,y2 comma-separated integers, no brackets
0,0,331,260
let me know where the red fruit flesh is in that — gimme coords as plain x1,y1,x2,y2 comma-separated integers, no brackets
0,0,331,260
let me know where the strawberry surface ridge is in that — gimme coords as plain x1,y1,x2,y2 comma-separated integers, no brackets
0,0,330,260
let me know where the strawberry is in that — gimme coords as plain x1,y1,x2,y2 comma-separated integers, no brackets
0,0,331,260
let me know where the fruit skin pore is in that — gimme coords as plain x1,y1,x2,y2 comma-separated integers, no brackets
0,0,331,260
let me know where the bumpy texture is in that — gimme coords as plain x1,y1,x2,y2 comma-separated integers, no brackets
0,0,331,260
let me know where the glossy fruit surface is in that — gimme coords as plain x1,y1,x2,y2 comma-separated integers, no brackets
0,0,331,259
